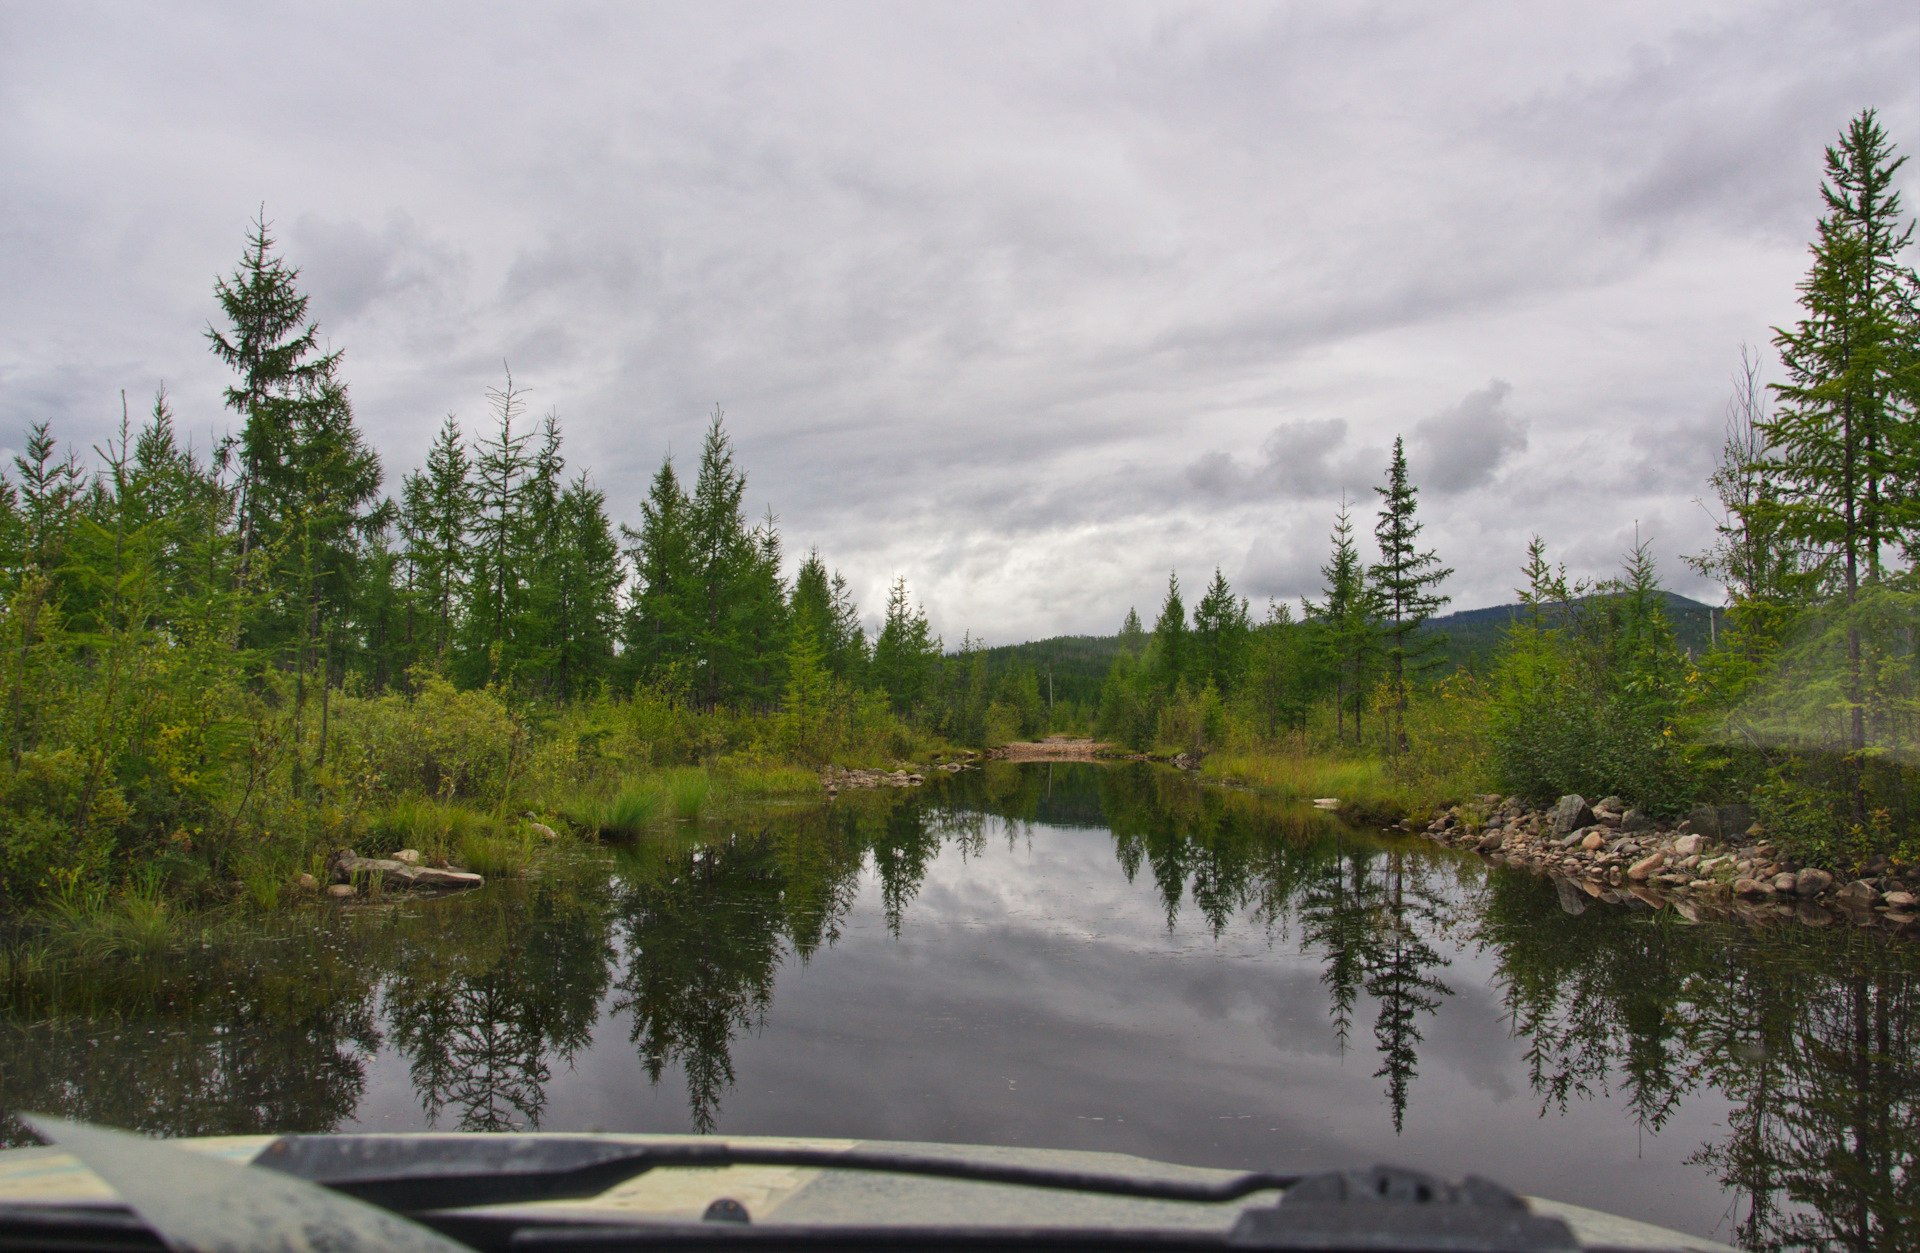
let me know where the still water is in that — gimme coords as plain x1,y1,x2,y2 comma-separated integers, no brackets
4,763,1916,1248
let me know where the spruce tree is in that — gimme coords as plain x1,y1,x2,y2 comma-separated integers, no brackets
539,474,622,698
1149,573,1189,690
687,409,752,708
1758,110,1918,763
620,456,696,688
791,549,867,682
400,416,474,661
871,576,938,713
1305,497,1377,744
1371,437,1452,753
206,217,380,786
1190,567,1250,696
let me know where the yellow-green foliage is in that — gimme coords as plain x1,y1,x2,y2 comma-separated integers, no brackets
0,750,131,905
331,673,521,802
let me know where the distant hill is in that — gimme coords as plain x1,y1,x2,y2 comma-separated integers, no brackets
963,591,1725,694
973,635,1123,708
1421,590,1722,673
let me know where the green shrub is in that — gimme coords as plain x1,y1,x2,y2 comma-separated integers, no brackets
0,750,130,907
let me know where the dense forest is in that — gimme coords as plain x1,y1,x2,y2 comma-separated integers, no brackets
0,109,1916,911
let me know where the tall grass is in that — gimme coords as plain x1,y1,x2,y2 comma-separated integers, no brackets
575,778,666,838
455,827,534,879
366,797,494,860
668,769,710,820
1201,753,1439,825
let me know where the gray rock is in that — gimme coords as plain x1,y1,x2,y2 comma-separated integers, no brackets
409,866,485,890
1837,880,1880,905
1733,876,1775,898
1547,795,1594,836
1686,803,1756,841
1474,831,1505,852
1672,833,1704,857
1594,796,1623,814
393,848,422,865
1795,867,1833,896
1886,891,1918,909
326,883,356,899
1771,872,1799,895
1619,808,1654,833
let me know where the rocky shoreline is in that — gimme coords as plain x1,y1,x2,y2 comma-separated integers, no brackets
1405,793,1916,934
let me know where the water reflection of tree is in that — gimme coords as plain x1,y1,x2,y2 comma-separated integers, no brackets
1,925,381,1142
1365,854,1453,1132
385,882,613,1132
1096,765,1455,1130
1478,870,1920,1249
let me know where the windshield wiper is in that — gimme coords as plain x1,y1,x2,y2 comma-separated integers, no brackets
252,1135,1303,1213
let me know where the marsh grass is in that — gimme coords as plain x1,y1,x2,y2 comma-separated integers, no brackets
1202,753,1430,825
572,779,666,839
667,769,710,820
714,759,818,798
366,797,494,861
455,827,535,879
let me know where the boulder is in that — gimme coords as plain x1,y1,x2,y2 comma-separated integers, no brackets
1886,891,1918,909
1548,795,1594,836
1733,876,1775,898
1580,831,1606,851
1594,796,1623,814
1475,831,1505,853
1686,804,1755,841
325,848,360,885
1836,880,1881,905
1619,808,1654,833
1795,867,1833,896
1771,872,1799,895
1672,833,1704,858
393,848,422,865
326,883,356,899
335,854,484,893
1628,852,1665,881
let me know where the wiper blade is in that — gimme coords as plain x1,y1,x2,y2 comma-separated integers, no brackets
17,1114,470,1253
253,1136,1302,1213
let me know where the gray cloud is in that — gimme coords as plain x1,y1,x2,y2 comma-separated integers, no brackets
1411,381,1528,494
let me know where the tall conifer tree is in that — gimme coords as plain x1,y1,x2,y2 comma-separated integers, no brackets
1371,438,1451,754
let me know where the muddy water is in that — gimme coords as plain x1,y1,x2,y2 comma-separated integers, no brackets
4,762,1915,1248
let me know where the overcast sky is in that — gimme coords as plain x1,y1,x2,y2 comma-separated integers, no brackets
3,2,1916,643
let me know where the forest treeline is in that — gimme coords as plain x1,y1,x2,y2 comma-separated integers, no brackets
1106,110,1920,875
0,215,1079,908
1,109,1916,910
